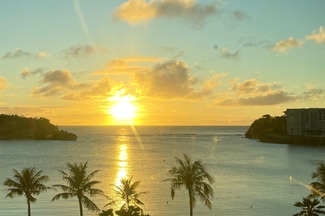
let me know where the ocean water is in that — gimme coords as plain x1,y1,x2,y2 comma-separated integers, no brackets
0,126,324,216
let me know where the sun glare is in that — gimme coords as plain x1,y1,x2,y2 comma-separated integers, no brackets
108,91,138,123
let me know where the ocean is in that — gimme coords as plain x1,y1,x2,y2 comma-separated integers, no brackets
0,126,324,216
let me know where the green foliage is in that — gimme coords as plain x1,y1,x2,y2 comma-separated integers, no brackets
0,114,77,140
310,163,325,201
115,205,150,216
164,154,214,216
115,206,140,216
245,114,287,139
52,161,104,216
99,209,114,216
3,167,49,216
110,177,148,212
293,196,325,216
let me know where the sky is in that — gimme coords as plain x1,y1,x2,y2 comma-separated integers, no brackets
1,0,325,126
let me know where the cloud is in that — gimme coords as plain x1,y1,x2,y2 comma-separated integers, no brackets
216,79,296,106
239,38,273,49
306,26,325,44
232,10,248,20
237,91,295,105
0,106,54,118
219,47,239,60
31,70,74,97
21,68,44,78
61,78,115,100
114,0,156,24
62,44,108,58
2,49,31,59
2,49,49,59
302,84,325,101
231,79,280,95
35,52,49,58
114,0,217,27
0,77,9,90
271,37,303,52
43,70,74,85
133,60,219,99
93,56,162,75
29,69,116,100
158,46,185,59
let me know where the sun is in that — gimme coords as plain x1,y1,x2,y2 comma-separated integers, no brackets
108,91,138,122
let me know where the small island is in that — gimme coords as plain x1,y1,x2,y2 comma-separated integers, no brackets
0,114,77,140
245,113,325,146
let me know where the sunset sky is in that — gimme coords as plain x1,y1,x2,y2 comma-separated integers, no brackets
1,0,325,125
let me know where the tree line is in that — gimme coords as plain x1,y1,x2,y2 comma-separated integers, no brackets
3,154,214,216
0,114,77,140
4,153,324,216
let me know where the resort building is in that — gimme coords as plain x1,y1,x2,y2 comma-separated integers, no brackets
286,108,325,136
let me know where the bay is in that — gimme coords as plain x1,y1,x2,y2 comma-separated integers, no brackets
0,126,324,216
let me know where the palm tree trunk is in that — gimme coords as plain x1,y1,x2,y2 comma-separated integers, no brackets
126,195,130,211
27,199,31,216
189,189,193,216
78,197,83,216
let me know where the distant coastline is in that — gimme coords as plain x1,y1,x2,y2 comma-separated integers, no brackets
245,114,325,146
0,114,77,140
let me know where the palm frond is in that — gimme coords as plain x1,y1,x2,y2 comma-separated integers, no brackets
51,192,75,201
81,195,100,211
165,154,214,213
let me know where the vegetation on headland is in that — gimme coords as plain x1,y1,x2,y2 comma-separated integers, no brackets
0,114,77,140
3,155,214,216
245,114,287,139
245,114,325,145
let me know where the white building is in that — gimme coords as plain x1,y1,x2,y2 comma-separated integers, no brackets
286,108,325,136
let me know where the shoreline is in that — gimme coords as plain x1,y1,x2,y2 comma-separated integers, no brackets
257,133,325,146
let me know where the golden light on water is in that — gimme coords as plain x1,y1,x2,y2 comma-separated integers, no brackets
115,142,129,186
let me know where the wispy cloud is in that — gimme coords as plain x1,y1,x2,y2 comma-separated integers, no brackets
21,68,44,78
306,26,325,44
239,38,272,49
114,0,218,28
231,10,248,20
218,47,239,60
271,37,303,53
62,44,108,58
301,84,325,101
2,49,49,59
93,56,162,75
0,77,9,90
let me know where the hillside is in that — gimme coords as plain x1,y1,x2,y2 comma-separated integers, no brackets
245,114,325,145
245,114,287,139
0,114,77,140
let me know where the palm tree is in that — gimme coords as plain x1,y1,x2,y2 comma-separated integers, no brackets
112,176,147,211
293,196,325,216
51,161,104,216
164,154,214,216
311,163,325,200
3,167,49,216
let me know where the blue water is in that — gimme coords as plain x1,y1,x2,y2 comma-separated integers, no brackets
0,126,324,216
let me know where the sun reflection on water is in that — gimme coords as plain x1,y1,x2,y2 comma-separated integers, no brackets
115,139,129,186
